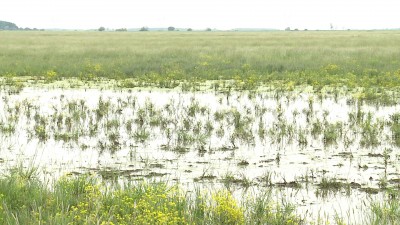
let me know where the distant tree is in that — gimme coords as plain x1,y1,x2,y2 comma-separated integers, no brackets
0,21,18,30
98,27,105,31
285,27,290,31
187,28,192,31
168,26,175,31
139,26,148,31
205,28,212,31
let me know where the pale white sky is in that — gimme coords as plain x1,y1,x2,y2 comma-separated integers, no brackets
1,0,399,30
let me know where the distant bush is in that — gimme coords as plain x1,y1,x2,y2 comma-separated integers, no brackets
115,28,127,32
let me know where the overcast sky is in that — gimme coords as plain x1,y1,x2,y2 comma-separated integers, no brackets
1,0,399,30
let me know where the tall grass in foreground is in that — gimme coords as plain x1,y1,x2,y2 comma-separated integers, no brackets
369,189,400,225
0,167,301,225
0,167,398,225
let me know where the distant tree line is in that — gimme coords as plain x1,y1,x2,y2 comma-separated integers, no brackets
97,26,213,32
0,20,44,31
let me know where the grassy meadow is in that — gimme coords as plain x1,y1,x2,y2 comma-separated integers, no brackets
1,30,400,88
1,30,400,224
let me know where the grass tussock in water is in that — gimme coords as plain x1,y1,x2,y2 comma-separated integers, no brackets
0,167,302,225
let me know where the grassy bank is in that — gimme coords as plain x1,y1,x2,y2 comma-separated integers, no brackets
0,167,301,225
0,167,398,224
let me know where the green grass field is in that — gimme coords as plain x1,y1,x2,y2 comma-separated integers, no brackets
1,30,400,88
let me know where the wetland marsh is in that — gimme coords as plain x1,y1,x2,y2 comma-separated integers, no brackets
1,31,400,224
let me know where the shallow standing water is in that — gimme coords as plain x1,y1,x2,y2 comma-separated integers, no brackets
0,84,399,223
